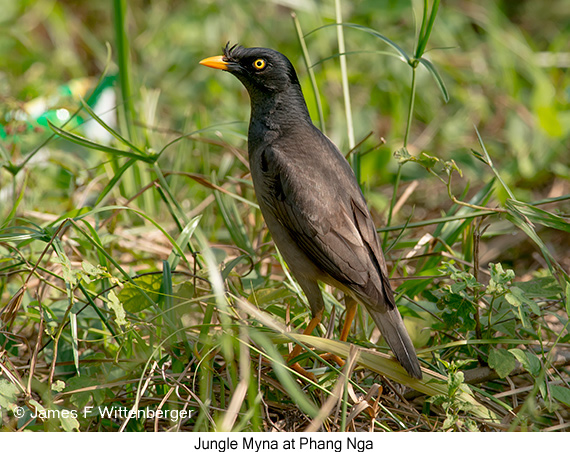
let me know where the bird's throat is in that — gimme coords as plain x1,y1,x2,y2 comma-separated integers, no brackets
247,85,311,143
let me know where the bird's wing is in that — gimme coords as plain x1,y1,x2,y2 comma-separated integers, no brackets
257,139,395,313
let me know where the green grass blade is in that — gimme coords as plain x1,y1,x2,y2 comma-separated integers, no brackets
167,215,201,271
212,174,255,256
419,57,449,102
416,0,441,58
287,333,501,422
1,172,27,229
113,0,137,143
335,0,356,162
309,23,410,63
250,330,320,418
292,12,326,134
48,121,154,163
416,0,430,57
505,205,569,283
506,199,570,234
80,98,145,155
474,126,516,199
95,159,137,206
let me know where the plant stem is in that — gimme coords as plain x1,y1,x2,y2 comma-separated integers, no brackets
292,13,326,134
335,0,358,183
113,0,137,143
385,65,418,242
403,65,418,150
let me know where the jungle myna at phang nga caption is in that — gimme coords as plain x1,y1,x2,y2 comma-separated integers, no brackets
200,44,422,380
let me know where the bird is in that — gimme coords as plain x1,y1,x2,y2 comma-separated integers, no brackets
200,43,422,379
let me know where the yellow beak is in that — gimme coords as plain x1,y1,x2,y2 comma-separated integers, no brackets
199,55,229,70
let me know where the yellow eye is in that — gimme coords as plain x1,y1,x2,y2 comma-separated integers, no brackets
253,59,266,70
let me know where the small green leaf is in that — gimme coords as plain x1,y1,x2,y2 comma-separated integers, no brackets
394,147,413,163
470,149,487,165
492,318,516,337
508,349,541,376
551,385,570,407
66,374,107,408
488,348,516,378
418,152,440,169
59,412,80,432
505,286,541,327
51,380,66,392
565,281,570,317
505,288,525,325
486,262,515,294
448,370,465,397
0,379,19,411
106,290,129,327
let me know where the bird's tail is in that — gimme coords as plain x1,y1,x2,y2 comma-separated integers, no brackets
367,307,422,379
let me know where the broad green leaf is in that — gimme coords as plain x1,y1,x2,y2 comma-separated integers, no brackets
249,287,292,306
488,348,516,378
505,290,527,327
487,262,515,294
118,274,162,313
507,286,541,316
65,373,110,408
512,277,562,298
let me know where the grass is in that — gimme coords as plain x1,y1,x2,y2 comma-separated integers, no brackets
0,0,569,432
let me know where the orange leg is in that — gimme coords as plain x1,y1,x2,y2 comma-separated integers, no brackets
339,298,358,342
288,313,322,361
288,313,322,381
320,299,358,367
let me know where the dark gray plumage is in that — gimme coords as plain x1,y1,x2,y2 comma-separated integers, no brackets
200,44,422,379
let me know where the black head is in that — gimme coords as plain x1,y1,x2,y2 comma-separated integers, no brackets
201,43,302,95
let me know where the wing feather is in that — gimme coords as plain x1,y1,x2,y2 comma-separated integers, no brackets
257,139,394,312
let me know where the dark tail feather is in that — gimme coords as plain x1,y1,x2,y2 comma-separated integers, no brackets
368,307,422,379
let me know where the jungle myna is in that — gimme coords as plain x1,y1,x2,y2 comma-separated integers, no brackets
200,44,422,379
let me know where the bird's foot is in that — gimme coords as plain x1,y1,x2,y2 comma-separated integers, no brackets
319,352,345,368
290,362,317,382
